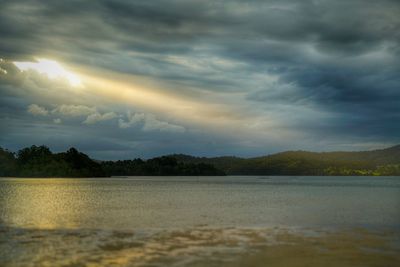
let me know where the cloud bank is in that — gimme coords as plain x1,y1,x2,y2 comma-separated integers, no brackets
1,0,399,158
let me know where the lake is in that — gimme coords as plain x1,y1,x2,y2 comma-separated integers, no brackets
1,176,399,266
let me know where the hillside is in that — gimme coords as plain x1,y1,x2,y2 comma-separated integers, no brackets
171,145,400,176
1,145,399,177
100,156,225,176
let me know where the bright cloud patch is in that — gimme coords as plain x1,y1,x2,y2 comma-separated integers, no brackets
27,103,118,125
52,104,96,117
83,112,118,125
13,59,82,87
118,112,145,129
143,114,185,133
0,59,7,74
119,112,185,133
27,104,49,116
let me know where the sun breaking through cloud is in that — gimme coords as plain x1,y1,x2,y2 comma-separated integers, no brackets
13,59,82,87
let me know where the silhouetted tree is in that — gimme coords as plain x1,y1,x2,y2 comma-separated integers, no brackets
0,147,17,176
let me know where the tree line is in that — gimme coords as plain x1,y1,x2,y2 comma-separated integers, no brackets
1,145,399,177
0,145,225,177
0,146,107,177
172,145,400,176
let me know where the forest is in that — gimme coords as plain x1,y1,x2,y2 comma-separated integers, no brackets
0,146,107,177
0,146,224,177
1,145,400,177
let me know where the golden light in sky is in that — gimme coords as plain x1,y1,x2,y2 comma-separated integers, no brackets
10,57,242,130
13,58,82,87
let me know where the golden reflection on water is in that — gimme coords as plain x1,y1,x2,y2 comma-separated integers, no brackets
1,179,90,229
1,177,400,266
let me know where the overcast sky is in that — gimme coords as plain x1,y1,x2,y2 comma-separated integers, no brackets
1,0,399,159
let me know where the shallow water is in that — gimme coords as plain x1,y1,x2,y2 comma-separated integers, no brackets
0,176,399,266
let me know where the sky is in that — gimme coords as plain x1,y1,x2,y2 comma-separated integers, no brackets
1,0,400,159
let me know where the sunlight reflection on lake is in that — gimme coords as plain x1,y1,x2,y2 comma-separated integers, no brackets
0,176,399,266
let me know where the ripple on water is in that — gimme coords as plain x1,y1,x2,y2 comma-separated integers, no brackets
0,226,399,267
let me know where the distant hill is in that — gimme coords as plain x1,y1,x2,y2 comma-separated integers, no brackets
100,156,225,176
170,145,400,176
1,145,399,177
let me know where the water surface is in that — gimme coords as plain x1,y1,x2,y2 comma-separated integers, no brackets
1,176,399,266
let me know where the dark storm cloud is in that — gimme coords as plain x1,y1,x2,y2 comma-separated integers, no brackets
1,0,399,55
1,0,400,157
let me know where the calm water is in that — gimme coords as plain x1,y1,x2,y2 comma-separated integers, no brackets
1,176,400,266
